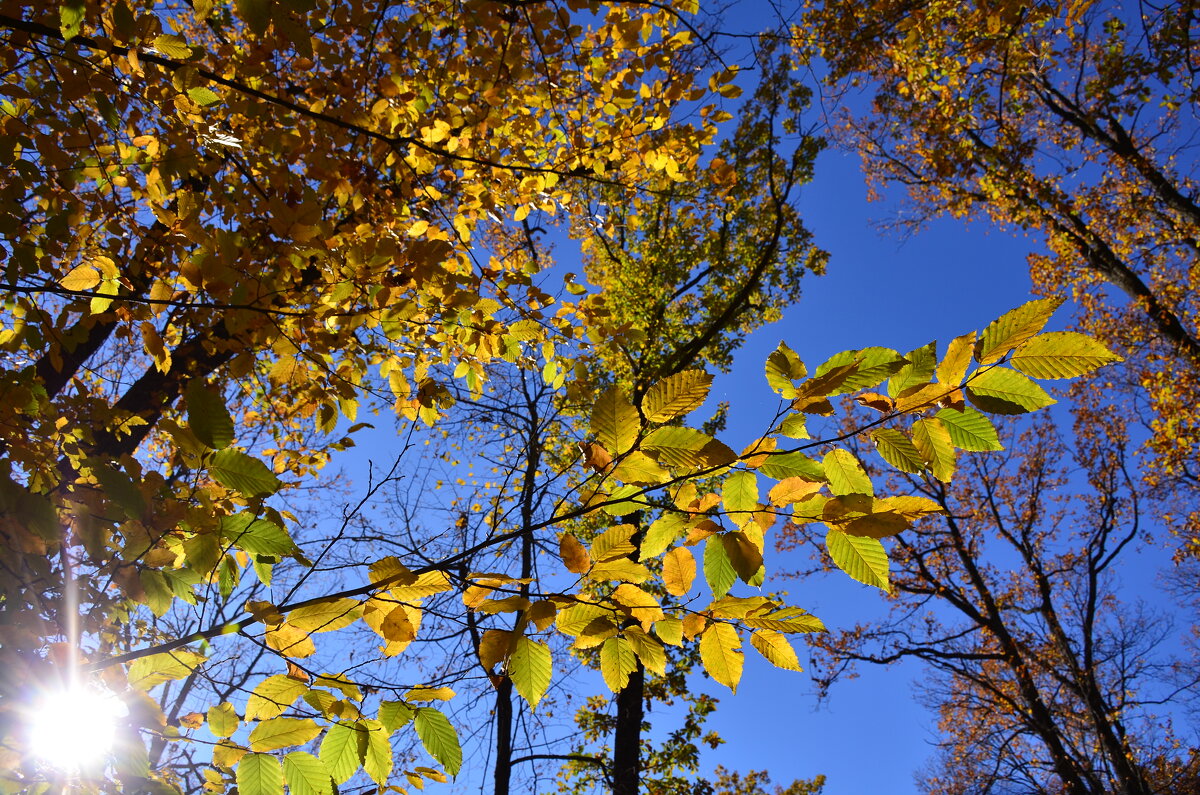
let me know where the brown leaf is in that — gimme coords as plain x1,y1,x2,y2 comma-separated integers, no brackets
854,391,895,412
580,441,613,472
285,661,310,683
559,533,591,573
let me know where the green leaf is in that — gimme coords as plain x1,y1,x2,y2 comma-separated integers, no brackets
703,536,736,598
378,701,414,732
246,675,308,721
966,367,1056,415
249,717,322,752
870,428,925,473
127,649,206,690
750,629,802,671
757,451,825,482
153,34,194,60
822,448,872,496
59,0,86,39
210,448,282,498
509,637,552,709
283,752,332,795
699,622,743,692
826,528,889,592
207,702,239,739
765,341,806,397
187,87,221,106
975,297,1063,364
888,341,936,397
92,462,145,520
413,708,462,777
221,513,298,557
237,754,284,795
935,407,1003,451
640,513,688,558
360,719,393,786
642,369,712,422
1009,331,1123,379
742,609,825,633
599,636,637,692
319,722,365,784
813,347,907,395
721,470,758,523
590,386,639,455
912,417,956,481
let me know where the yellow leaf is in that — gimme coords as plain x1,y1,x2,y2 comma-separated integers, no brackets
249,717,322,752
642,369,713,422
750,629,802,671
405,686,455,702
611,583,663,630
661,547,696,596
937,331,976,386
59,263,101,291
287,599,362,634
246,675,308,721
699,622,743,692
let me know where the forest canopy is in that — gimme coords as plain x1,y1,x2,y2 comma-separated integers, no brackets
0,1,1185,794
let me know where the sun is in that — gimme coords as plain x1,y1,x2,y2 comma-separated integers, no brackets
27,685,127,770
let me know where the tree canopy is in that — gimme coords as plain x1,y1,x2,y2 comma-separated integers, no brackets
0,2,1130,795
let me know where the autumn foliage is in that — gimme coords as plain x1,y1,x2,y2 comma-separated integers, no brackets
0,1,1131,794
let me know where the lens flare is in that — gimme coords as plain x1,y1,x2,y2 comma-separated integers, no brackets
28,685,126,770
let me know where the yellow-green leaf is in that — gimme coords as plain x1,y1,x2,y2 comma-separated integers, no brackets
210,448,282,498
935,406,1003,451
975,298,1063,364
823,448,872,496
287,599,362,634
413,708,461,777
703,536,736,598
643,369,713,422
590,386,639,455
912,417,956,482
246,675,308,721
826,528,889,591
625,627,667,675
1010,331,1122,379
319,722,365,784
208,702,239,739
283,752,332,795
722,470,758,523
750,629,802,671
127,649,206,690
966,367,1056,415
236,753,284,795
765,341,806,397
186,379,235,449
600,636,638,692
870,428,924,473
888,341,936,397
249,717,322,752
699,622,743,692
360,719,393,786
509,637,552,709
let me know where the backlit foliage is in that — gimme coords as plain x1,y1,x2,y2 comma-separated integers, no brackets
0,2,1121,793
